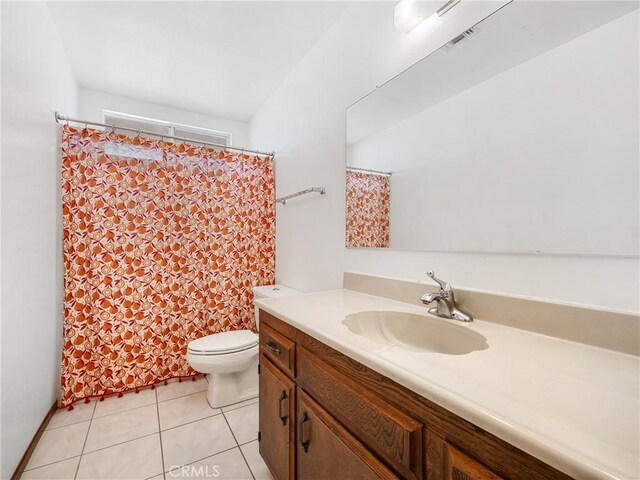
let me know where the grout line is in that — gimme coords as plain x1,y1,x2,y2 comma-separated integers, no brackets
46,402,98,431
220,398,258,414
162,444,239,475
157,386,209,404
155,388,167,480
73,400,97,479
160,411,223,433
45,419,94,432
79,432,158,456
53,390,156,427
92,400,158,421
221,410,256,480
23,455,82,473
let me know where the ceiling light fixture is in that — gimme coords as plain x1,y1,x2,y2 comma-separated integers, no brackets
394,0,462,33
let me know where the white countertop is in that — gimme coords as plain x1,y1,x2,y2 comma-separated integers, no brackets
255,289,640,480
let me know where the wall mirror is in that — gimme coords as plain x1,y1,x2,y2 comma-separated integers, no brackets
345,1,639,254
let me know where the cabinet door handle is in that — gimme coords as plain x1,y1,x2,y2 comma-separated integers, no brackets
299,411,310,452
278,391,288,425
265,341,281,355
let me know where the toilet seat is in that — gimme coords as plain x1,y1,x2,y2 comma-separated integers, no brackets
187,330,258,356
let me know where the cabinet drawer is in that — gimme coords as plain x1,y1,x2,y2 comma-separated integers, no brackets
297,347,423,479
260,324,295,378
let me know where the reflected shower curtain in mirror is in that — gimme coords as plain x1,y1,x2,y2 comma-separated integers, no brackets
346,170,390,248
60,126,275,406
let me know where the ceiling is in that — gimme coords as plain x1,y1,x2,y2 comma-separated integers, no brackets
47,1,349,122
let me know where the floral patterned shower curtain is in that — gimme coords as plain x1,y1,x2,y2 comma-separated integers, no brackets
345,170,390,248
60,125,275,406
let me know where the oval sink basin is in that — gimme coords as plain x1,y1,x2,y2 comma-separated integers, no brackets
342,310,488,355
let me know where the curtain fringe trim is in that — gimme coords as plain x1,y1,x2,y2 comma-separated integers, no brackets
62,373,202,409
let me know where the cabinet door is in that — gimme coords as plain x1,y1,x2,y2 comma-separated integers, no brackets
298,347,423,479
259,356,295,480
297,391,396,480
444,443,503,480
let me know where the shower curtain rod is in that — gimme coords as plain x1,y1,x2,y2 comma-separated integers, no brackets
346,166,392,177
55,112,275,157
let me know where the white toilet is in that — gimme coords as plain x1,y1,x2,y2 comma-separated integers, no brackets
186,284,301,408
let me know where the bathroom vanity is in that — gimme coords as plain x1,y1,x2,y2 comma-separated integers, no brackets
256,277,639,480
258,310,567,480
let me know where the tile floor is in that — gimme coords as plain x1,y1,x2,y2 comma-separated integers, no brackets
21,376,273,480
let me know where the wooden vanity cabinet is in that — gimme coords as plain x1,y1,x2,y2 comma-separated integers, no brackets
443,443,502,480
258,310,572,480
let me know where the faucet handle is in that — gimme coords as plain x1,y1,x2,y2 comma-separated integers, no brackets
427,270,451,293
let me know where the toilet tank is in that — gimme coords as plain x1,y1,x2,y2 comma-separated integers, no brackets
253,284,302,330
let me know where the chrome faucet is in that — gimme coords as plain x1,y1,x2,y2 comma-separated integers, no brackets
420,271,473,322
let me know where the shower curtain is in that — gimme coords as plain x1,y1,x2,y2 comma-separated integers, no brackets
60,125,275,406
346,170,390,248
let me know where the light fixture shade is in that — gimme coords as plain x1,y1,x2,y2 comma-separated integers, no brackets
394,0,461,33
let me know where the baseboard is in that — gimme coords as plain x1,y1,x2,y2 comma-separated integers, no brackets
11,401,58,480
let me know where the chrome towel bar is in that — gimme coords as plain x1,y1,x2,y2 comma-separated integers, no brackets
276,187,326,205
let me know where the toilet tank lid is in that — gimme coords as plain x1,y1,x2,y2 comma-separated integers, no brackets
188,330,258,354
253,284,302,299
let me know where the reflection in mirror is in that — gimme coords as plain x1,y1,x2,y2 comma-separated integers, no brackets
345,167,392,248
346,1,639,254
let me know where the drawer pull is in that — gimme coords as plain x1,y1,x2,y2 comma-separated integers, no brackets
266,341,281,355
299,411,310,452
278,391,288,425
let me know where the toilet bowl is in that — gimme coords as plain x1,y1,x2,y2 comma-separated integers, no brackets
186,284,302,408
186,330,259,408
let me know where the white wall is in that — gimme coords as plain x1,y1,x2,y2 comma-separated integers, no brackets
79,89,249,147
249,1,639,313
0,2,79,477
349,11,639,255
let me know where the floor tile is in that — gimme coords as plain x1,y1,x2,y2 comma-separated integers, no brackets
27,421,89,469
158,392,220,430
241,441,273,480
161,415,236,468
224,403,258,445
84,404,159,453
76,434,163,479
47,402,95,430
94,387,156,418
21,456,80,479
156,377,207,403
169,447,252,479
221,396,258,413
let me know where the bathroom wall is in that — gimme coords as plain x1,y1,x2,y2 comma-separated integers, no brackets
79,89,249,147
249,2,640,313
0,2,79,477
348,11,639,255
